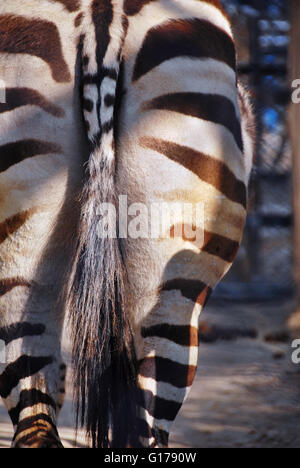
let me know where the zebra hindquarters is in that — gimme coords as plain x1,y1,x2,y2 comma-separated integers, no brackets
116,0,251,447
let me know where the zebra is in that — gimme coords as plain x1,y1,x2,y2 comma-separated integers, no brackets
0,0,254,448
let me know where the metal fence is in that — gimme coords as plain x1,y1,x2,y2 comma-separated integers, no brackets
214,0,293,301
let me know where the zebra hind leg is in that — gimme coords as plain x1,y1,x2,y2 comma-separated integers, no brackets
0,286,65,448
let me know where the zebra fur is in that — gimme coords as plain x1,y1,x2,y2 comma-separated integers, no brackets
0,0,254,448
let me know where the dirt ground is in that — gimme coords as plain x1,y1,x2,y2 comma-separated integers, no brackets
1,299,300,448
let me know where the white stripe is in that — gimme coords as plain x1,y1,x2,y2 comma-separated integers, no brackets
136,57,239,116
139,375,189,403
103,0,125,68
142,339,199,366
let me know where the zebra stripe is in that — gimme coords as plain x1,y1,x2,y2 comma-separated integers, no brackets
133,18,236,82
0,15,71,83
0,88,65,117
142,324,199,347
141,390,182,422
52,0,80,12
13,414,61,448
74,12,84,27
142,92,243,152
0,356,53,399
0,323,45,345
0,140,61,173
9,389,56,426
0,278,30,297
0,209,36,244
162,279,210,303
139,137,247,208
124,0,156,16
140,357,197,389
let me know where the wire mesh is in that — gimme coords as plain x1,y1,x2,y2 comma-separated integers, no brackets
214,0,293,301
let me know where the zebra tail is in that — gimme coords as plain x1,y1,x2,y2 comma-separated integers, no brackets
68,5,138,448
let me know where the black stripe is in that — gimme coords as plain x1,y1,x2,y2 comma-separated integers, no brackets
0,15,71,83
15,429,44,447
102,118,114,134
140,137,247,208
143,92,243,152
0,356,53,399
156,428,169,447
136,418,152,439
0,322,45,345
82,68,118,85
104,94,115,107
162,278,208,302
92,0,113,67
0,139,61,173
141,324,198,347
203,231,240,263
139,356,197,388
133,18,236,82
9,389,56,426
140,389,181,421
82,98,93,112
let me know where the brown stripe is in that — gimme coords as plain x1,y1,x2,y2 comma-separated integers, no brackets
74,12,83,27
13,413,60,448
0,209,36,244
0,139,61,173
170,225,240,263
0,15,71,83
133,18,236,82
142,324,199,347
124,0,156,16
52,0,80,12
0,278,30,297
162,278,210,303
143,92,243,152
196,285,212,307
140,137,247,208
0,88,65,117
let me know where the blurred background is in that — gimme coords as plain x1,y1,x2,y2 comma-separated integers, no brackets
216,0,294,302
